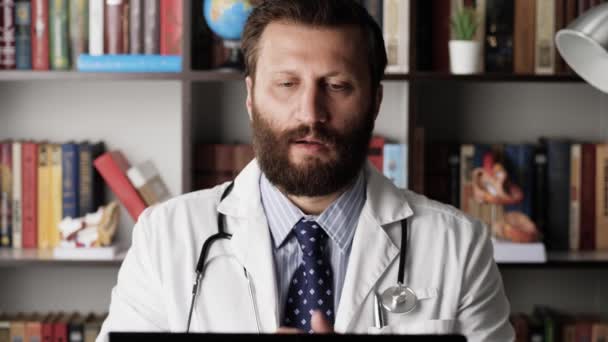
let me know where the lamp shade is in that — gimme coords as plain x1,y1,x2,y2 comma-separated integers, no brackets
555,2,608,93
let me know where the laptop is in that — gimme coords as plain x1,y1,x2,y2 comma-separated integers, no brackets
110,333,467,341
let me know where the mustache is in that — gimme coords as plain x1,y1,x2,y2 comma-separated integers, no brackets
281,124,341,145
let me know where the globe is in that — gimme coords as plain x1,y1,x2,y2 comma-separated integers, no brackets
203,0,253,42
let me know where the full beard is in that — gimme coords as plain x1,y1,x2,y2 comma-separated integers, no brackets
251,102,375,197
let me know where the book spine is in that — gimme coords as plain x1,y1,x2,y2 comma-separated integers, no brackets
79,142,104,216
534,0,556,74
94,151,147,221
49,144,62,247
474,0,486,71
460,144,475,216
484,0,514,72
431,0,450,72
1,143,12,247
383,144,407,189
0,0,16,69
368,136,385,171
129,0,143,54
69,0,88,67
596,144,608,250
504,144,535,218
448,145,460,208
37,144,50,249
21,142,37,248
76,53,182,72
104,0,124,54
555,0,566,73
513,0,535,74
546,140,571,250
88,0,104,55
49,0,69,69
143,0,159,54
533,146,548,239
121,0,129,53
61,143,79,219
580,143,596,250
382,0,408,73
30,0,48,69
570,144,582,251
160,0,182,55
12,142,22,249
15,0,31,69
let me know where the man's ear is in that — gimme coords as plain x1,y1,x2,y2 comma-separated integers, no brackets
246,76,254,120
373,83,384,121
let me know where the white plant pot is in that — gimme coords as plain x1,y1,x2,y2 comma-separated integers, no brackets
449,40,482,74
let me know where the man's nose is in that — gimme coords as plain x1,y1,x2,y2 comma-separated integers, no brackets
296,83,328,125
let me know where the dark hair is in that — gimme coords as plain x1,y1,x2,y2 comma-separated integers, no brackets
242,0,388,90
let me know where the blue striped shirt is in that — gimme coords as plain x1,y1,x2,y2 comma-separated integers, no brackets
259,172,366,320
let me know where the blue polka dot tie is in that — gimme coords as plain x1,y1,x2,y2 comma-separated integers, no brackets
283,219,335,333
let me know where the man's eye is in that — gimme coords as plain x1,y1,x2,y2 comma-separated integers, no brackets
278,81,295,88
327,83,350,91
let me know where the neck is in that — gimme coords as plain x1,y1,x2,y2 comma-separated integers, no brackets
286,191,343,216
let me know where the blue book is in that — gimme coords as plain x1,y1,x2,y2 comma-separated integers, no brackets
504,144,535,218
77,54,182,72
15,0,32,69
383,144,407,189
62,143,80,219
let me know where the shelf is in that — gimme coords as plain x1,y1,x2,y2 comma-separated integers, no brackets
411,72,583,83
0,248,126,267
498,250,608,268
0,70,185,81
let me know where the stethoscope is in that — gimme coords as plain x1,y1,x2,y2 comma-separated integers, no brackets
185,181,417,333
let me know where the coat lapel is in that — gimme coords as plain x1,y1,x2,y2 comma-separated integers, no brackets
334,163,413,332
217,160,280,332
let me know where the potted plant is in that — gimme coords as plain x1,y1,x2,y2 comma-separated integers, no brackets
449,6,481,74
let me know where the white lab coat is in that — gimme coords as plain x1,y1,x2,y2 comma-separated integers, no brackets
97,160,515,342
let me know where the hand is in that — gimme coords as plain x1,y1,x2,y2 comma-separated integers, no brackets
277,311,334,334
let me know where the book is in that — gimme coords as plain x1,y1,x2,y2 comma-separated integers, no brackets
69,0,88,67
533,144,548,235
143,0,159,54
14,0,31,69
49,144,62,247
79,141,105,216
382,0,408,73
580,143,596,250
513,0,535,74
61,143,79,219
595,144,608,250
9,319,25,342
492,238,547,263
37,143,51,249
504,144,535,218
0,0,16,69
127,160,171,206
431,0,450,72
569,144,581,251
21,142,37,248
88,0,104,56
1,142,13,247
77,54,182,72
104,0,125,54
129,0,143,54
160,0,183,55
383,143,407,189
30,0,48,69
460,144,475,216
24,317,42,342
368,136,385,171
535,0,556,74
12,141,22,249
484,0,514,72
49,0,69,70
546,139,571,251
94,151,147,221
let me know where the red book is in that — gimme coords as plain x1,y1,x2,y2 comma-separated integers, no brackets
368,136,385,172
160,0,182,55
104,0,126,54
580,143,596,250
431,0,450,72
41,320,54,342
22,142,38,248
52,321,67,342
94,151,147,221
31,0,49,70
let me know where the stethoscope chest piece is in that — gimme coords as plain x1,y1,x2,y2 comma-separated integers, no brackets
380,283,417,314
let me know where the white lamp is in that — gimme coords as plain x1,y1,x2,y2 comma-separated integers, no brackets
555,2,608,93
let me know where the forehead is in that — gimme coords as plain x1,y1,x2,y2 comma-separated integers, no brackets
255,21,368,78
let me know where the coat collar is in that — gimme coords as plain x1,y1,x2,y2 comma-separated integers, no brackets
217,159,414,332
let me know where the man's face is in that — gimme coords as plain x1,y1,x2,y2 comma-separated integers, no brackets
246,22,383,196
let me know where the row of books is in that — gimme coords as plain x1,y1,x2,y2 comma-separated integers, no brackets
0,312,106,342
0,141,105,249
0,0,183,72
419,0,608,74
511,307,608,342
425,139,608,252
192,137,408,191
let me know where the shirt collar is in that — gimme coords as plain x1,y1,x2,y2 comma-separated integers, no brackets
260,171,366,253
